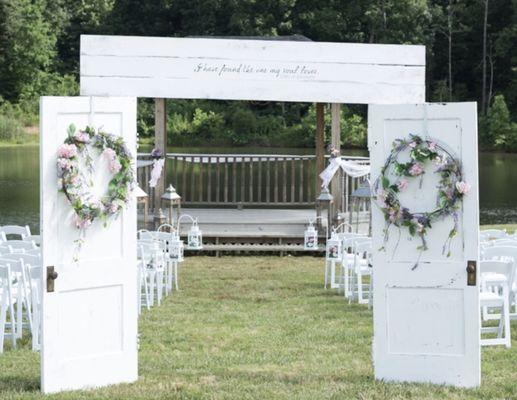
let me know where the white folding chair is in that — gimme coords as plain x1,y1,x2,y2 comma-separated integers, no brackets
138,240,166,306
480,229,507,240
479,260,513,348
326,232,365,290
0,232,6,244
0,225,31,240
24,235,41,246
0,264,17,352
350,239,373,304
0,257,33,339
0,240,37,254
27,265,42,351
341,236,371,299
158,224,180,291
481,246,517,321
137,245,152,313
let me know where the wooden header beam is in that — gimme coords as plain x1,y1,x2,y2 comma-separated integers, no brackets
80,35,425,104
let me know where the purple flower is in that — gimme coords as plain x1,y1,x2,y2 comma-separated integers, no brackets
428,141,437,150
151,148,163,158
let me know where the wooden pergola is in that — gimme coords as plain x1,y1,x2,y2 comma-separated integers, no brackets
151,35,342,213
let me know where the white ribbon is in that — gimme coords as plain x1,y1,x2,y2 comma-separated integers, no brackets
149,158,165,188
319,157,370,188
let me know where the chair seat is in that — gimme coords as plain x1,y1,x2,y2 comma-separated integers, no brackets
480,291,504,306
482,272,507,284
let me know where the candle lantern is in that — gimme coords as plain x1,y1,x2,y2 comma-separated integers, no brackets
187,220,203,250
317,186,334,238
326,231,342,262
161,184,182,225
168,231,184,262
304,223,319,250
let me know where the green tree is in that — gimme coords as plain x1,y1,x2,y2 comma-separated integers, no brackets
0,0,57,101
483,95,517,151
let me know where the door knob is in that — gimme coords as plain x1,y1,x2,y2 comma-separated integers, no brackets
466,260,476,286
47,266,58,292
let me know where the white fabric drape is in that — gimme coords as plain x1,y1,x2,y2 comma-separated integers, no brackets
149,158,165,188
319,157,370,188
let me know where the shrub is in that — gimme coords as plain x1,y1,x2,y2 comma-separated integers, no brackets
481,95,517,151
0,114,25,142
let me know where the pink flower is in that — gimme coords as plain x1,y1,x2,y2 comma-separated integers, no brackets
103,148,116,161
409,162,424,176
397,179,409,191
456,181,471,194
108,203,119,214
57,157,73,170
428,141,436,150
57,143,77,159
75,216,92,230
74,131,90,143
388,209,400,223
377,189,387,202
409,142,417,148
110,158,122,174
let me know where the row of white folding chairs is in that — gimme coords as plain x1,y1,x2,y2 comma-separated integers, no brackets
0,251,42,353
480,228,514,242
326,233,373,306
478,258,514,348
137,226,181,313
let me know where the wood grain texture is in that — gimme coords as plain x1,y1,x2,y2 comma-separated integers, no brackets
80,35,425,104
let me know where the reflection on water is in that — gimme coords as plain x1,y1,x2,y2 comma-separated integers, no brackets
0,145,515,233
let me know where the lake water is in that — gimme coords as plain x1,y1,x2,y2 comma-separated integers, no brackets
1,145,515,233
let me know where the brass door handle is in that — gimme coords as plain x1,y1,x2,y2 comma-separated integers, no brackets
47,266,58,292
466,260,476,286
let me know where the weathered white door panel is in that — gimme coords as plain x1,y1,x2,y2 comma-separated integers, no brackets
368,103,480,387
40,96,138,393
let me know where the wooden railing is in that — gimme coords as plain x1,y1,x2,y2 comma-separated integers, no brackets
137,152,370,210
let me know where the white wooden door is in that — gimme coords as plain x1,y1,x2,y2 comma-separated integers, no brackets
40,96,138,393
368,103,480,387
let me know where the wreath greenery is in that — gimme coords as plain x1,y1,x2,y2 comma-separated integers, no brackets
374,134,470,267
57,124,134,230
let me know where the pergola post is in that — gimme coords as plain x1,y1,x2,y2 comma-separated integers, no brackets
330,103,341,215
154,98,167,212
315,103,325,222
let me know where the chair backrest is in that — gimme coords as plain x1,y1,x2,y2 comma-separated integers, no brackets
0,225,31,240
2,240,36,251
2,253,41,269
24,235,41,246
490,239,517,247
480,260,514,289
0,257,25,277
480,229,507,240
481,245,517,286
137,229,153,240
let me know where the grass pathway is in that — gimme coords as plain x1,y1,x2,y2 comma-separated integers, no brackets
0,256,516,399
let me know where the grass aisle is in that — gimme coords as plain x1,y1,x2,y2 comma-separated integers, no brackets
0,256,516,399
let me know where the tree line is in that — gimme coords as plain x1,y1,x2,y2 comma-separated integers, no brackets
0,0,515,150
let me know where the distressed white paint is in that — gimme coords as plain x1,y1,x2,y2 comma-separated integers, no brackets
368,103,480,388
80,35,425,104
40,96,138,393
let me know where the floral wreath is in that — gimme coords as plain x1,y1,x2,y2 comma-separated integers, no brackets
57,124,135,230
374,134,470,269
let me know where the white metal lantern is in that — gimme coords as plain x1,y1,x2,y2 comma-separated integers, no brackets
326,231,342,262
304,224,318,250
187,221,203,250
168,232,184,262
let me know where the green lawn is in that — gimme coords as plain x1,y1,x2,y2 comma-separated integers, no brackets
1,256,516,399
